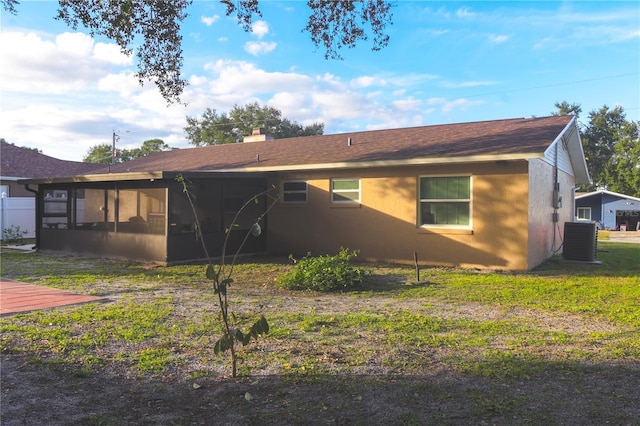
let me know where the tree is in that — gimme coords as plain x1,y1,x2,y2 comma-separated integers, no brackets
120,138,174,161
604,120,640,198
176,175,278,377
581,106,628,192
184,103,324,146
2,1,393,104
554,102,640,196
83,139,173,164
83,143,114,164
552,101,582,118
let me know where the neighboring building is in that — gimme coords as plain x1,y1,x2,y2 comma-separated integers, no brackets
1,141,103,239
1,141,104,197
20,115,590,270
575,190,640,231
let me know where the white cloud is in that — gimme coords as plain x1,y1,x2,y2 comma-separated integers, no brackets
0,31,130,94
0,27,487,162
488,34,509,44
392,97,423,112
441,80,497,89
251,20,270,38
350,76,387,89
456,7,476,18
244,41,277,55
201,15,220,26
93,42,132,65
97,72,141,96
427,98,485,114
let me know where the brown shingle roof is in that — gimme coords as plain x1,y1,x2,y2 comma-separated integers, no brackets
1,141,104,178
108,115,573,174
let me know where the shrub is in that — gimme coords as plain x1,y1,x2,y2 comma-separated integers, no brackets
277,248,365,292
2,225,27,244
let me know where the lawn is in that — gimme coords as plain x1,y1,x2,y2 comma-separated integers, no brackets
1,242,639,425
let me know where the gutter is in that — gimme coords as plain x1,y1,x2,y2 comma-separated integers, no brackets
208,152,545,174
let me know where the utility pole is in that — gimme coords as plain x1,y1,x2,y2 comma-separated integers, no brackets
112,131,118,165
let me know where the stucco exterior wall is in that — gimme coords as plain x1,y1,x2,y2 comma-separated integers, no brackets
267,161,532,270
527,158,576,269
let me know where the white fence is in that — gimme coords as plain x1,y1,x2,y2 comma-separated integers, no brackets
0,197,36,240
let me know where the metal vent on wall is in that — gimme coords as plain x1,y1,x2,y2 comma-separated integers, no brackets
563,222,597,262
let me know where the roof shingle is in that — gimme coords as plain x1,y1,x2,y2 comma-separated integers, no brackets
1,141,105,178
108,115,573,174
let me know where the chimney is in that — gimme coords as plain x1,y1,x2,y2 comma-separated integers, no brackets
243,127,273,143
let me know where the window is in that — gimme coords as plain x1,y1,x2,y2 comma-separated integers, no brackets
419,176,471,227
222,184,265,230
577,207,591,221
116,188,166,234
42,189,70,229
41,186,167,234
331,178,360,203
282,181,307,203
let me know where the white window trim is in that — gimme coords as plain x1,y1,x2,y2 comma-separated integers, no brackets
282,180,308,204
331,178,361,204
577,207,591,221
418,174,472,229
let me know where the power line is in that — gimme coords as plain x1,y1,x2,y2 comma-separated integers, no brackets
463,72,640,99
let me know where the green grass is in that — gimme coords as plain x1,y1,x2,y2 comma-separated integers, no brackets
1,242,638,382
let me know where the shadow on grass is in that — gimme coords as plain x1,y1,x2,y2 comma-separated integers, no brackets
532,242,640,277
2,352,638,425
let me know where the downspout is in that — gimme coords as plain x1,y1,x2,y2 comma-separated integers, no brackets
25,184,40,250
552,141,559,250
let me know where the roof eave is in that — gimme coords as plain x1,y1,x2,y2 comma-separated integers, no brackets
17,153,546,183
207,152,544,173
576,190,640,203
564,117,591,184
18,171,166,185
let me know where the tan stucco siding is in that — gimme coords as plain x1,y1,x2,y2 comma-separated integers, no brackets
527,158,576,268
267,161,532,270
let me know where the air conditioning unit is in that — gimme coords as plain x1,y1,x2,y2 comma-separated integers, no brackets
563,222,597,262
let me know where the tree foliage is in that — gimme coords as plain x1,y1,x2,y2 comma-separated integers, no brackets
552,101,582,117
3,0,393,104
83,139,173,164
121,138,174,161
554,102,640,197
304,0,393,60
55,0,190,104
603,119,640,197
184,102,324,146
83,143,114,164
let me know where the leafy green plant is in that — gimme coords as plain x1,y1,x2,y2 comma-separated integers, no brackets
177,175,278,377
2,224,27,244
277,248,366,292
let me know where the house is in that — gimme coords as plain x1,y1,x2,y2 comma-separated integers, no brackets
19,115,590,270
575,190,640,231
1,141,103,240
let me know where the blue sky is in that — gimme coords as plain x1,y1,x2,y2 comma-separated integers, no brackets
1,1,639,162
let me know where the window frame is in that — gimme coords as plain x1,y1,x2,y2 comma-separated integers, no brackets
331,178,361,204
282,181,308,204
418,175,472,229
577,207,591,221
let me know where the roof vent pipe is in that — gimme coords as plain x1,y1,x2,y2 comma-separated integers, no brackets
348,137,352,146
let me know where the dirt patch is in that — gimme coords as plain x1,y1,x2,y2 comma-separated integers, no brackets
3,352,640,425
1,256,639,425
